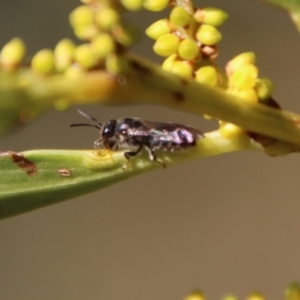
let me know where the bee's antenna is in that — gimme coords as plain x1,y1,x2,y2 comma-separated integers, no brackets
70,109,102,129
70,123,101,129
77,109,102,126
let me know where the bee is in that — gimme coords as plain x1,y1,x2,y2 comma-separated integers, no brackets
70,110,204,168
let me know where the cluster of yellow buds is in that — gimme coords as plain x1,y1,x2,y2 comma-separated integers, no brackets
146,4,228,83
184,283,300,300
219,52,274,139
184,290,266,300
144,2,277,141
0,0,142,77
66,0,138,74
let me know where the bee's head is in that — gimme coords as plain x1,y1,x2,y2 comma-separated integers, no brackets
102,120,117,138
101,120,117,148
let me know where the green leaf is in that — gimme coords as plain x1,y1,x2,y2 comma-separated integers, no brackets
0,149,150,220
261,0,300,31
0,132,259,220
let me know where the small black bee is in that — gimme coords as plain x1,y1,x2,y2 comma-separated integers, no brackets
71,110,204,168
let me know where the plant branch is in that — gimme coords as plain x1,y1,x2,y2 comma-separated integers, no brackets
1,55,300,147
260,0,300,30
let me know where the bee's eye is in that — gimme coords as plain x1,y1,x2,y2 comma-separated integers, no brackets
102,120,117,138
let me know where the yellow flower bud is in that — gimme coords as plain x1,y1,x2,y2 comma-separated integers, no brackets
161,54,177,71
143,0,169,11
226,52,256,75
170,7,192,27
185,290,205,300
196,24,222,46
222,295,238,300
0,38,26,70
246,292,265,300
146,19,171,40
219,121,244,139
195,66,218,86
74,44,98,69
171,61,193,78
178,39,199,60
95,7,120,30
194,7,228,27
121,0,143,11
54,39,75,72
153,33,180,57
73,24,98,41
91,33,115,59
255,77,274,100
31,49,55,75
69,6,94,28
229,64,258,89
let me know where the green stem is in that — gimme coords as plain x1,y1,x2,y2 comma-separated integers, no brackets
2,55,300,148
125,55,300,146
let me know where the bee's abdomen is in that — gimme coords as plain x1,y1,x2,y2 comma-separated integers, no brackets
150,128,199,151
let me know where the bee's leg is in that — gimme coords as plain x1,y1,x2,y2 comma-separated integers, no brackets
145,146,166,169
123,145,143,170
93,139,110,156
94,138,102,148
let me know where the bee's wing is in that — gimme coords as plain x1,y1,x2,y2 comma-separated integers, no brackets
179,124,204,138
144,121,204,138
127,127,152,137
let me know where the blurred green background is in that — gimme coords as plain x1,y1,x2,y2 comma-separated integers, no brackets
1,1,300,299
